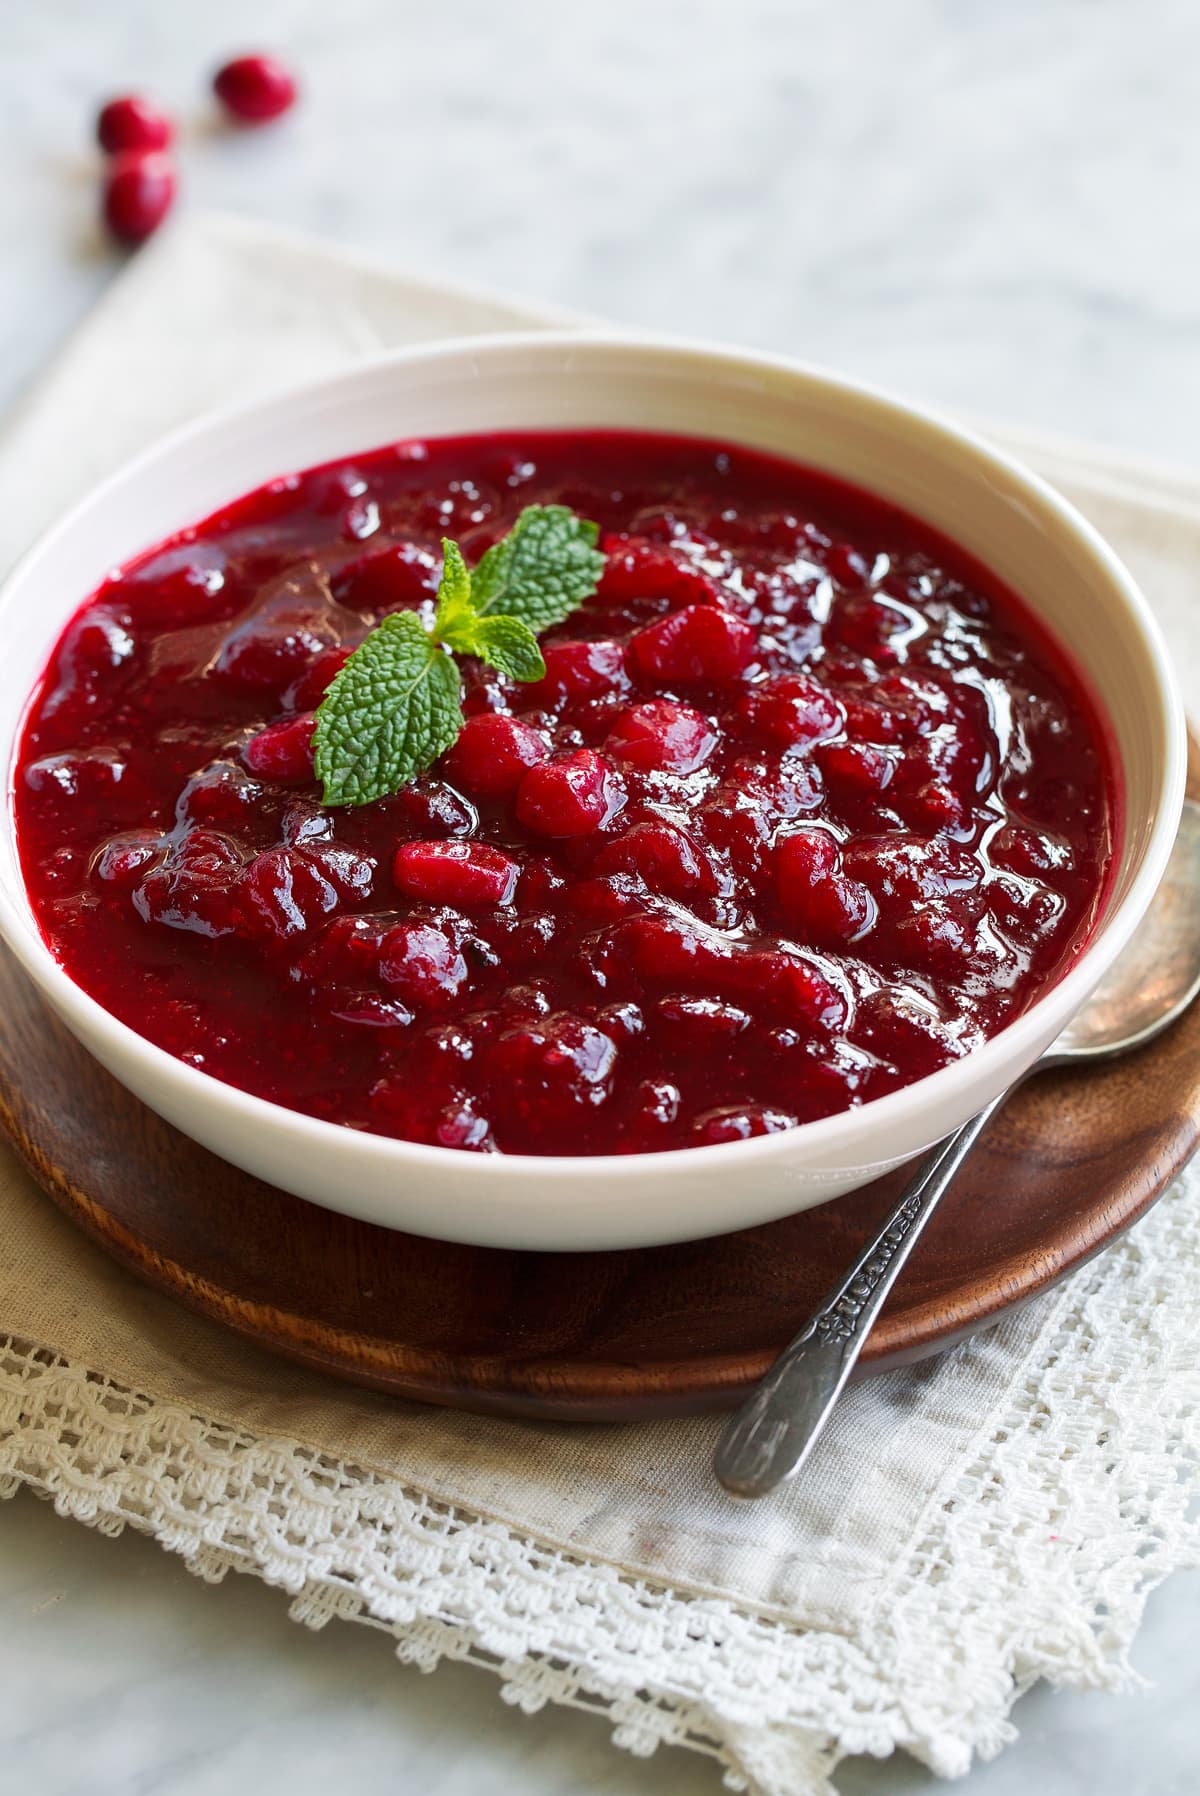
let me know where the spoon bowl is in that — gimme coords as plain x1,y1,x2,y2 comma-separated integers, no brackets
1054,800,1200,1062
716,799,1200,1499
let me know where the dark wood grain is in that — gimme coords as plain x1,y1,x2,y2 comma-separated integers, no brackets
2,735,1197,1421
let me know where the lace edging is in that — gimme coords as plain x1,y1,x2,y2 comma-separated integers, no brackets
2,1180,1198,1796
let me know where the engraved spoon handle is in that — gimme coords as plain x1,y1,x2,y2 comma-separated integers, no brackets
714,1091,1008,1499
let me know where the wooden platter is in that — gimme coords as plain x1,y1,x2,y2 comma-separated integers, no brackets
2,741,1197,1422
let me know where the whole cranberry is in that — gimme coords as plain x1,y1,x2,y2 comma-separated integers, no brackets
243,712,317,785
393,840,519,909
96,95,174,155
628,604,756,686
516,749,622,839
213,54,298,124
102,152,177,245
442,712,548,801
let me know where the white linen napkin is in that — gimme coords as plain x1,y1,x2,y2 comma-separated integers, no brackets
0,212,1196,1796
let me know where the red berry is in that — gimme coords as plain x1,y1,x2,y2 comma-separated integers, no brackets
525,639,629,706
737,674,842,749
488,1013,618,1124
385,778,478,840
285,646,352,711
213,605,332,698
442,712,549,800
102,152,176,245
23,747,129,805
393,840,519,908
693,1105,798,1144
593,541,718,611
97,95,174,155
607,913,727,987
591,821,714,899
243,712,316,784
304,844,376,903
213,54,298,124
628,604,756,686
775,831,875,944
516,749,622,838
132,830,245,939
817,741,895,795
655,995,751,1047
331,542,437,612
239,847,339,944
175,762,263,830
91,830,165,890
604,701,718,774
378,921,469,1008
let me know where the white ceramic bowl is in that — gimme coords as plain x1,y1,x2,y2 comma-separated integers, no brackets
0,333,1186,1249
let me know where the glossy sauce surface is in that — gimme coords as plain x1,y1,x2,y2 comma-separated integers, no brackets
14,431,1115,1155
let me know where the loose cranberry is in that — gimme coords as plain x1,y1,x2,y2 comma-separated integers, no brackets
102,152,176,245
604,701,718,774
591,820,714,899
213,54,298,124
96,95,174,155
442,712,548,800
628,605,756,686
378,921,469,1008
243,712,317,784
239,847,339,944
516,749,622,838
737,674,842,749
393,840,519,908
525,639,629,707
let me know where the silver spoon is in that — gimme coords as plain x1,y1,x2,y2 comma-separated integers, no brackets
715,798,1200,1501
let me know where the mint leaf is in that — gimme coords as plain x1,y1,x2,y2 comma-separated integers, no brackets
448,613,546,682
432,536,474,642
470,505,605,630
313,611,462,807
313,503,605,808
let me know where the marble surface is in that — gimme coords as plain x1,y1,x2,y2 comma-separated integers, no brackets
2,2,1198,1792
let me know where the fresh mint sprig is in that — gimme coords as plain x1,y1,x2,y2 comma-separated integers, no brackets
313,504,605,807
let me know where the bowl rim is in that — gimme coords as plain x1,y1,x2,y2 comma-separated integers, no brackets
0,326,1187,1194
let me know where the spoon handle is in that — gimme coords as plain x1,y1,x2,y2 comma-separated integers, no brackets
713,1092,1008,1499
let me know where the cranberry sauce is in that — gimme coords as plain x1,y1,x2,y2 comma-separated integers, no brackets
13,431,1114,1156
